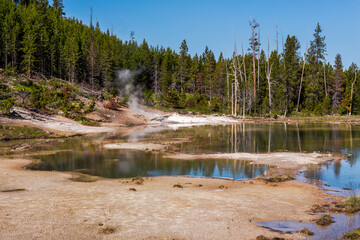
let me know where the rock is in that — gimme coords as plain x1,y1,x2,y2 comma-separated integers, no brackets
173,184,183,188
129,188,136,191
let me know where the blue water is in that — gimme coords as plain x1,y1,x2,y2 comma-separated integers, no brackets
7,122,359,190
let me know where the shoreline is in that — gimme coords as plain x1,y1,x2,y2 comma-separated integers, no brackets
0,157,344,240
2,107,360,137
0,108,357,239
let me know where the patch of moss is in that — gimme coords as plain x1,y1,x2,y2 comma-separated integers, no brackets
341,228,360,240
132,177,144,185
315,214,334,226
300,228,314,236
78,117,100,126
340,197,360,214
0,125,49,140
124,121,134,127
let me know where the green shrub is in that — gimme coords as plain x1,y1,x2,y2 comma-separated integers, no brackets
341,196,360,213
341,228,360,239
164,89,184,108
0,83,14,114
315,214,334,226
210,96,222,112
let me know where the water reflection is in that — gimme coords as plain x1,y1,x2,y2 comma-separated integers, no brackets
33,150,268,179
174,123,360,154
5,123,357,186
256,213,360,240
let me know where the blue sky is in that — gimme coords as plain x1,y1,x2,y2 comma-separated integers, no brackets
61,0,359,68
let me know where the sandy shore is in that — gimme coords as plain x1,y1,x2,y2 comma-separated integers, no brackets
166,152,344,168
0,158,342,240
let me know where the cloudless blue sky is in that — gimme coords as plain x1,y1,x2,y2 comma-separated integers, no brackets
60,0,359,68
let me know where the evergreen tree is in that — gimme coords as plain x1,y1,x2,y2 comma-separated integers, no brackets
282,35,300,113
189,54,200,93
52,0,64,17
21,3,40,76
178,39,190,93
304,23,327,111
62,24,79,82
331,54,343,113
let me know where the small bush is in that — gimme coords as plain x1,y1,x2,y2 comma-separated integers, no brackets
103,98,120,110
300,228,314,236
341,228,360,240
0,83,14,114
132,177,144,185
315,214,334,226
164,89,185,108
340,196,360,213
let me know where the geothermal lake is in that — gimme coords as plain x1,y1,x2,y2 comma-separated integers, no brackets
11,122,360,191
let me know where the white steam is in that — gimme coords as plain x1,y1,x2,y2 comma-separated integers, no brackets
116,69,157,120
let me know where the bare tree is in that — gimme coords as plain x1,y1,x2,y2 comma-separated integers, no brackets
257,27,260,93
350,70,357,115
265,35,273,112
296,40,308,112
324,63,328,97
249,17,259,100
241,41,247,118
232,39,238,116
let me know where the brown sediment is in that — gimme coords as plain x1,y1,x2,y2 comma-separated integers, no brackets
0,158,341,240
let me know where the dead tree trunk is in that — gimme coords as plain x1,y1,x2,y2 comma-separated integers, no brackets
250,18,257,101
257,27,260,93
296,41,308,112
241,41,247,118
265,36,272,112
350,70,357,115
324,63,328,97
233,53,238,116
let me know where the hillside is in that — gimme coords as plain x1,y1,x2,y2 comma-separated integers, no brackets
0,0,359,117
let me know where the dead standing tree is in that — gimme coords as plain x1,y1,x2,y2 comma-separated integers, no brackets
257,27,261,93
350,70,358,115
249,17,259,102
230,38,239,116
296,40,308,112
229,37,245,117
241,41,247,118
265,35,273,112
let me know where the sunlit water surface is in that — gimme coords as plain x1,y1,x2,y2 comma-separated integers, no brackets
8,123,360,187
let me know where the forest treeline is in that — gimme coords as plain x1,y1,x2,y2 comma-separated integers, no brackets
0,0,359,116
